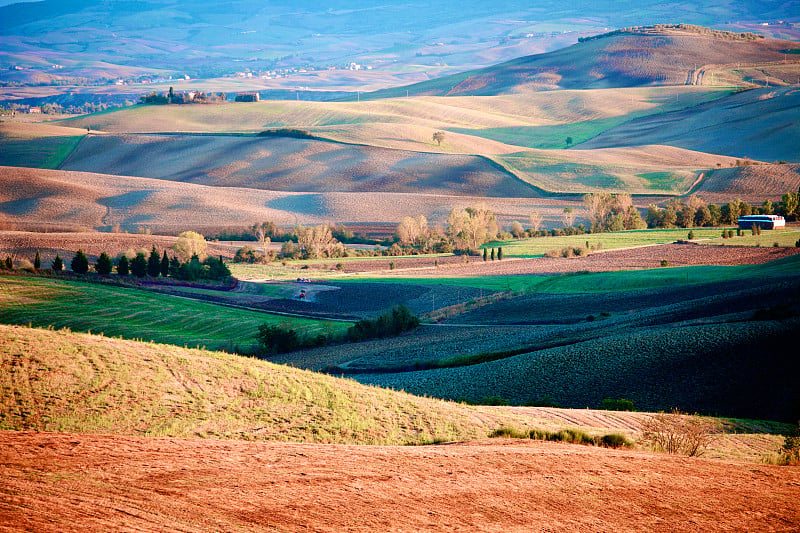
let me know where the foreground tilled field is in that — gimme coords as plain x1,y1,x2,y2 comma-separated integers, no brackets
1,432,798,532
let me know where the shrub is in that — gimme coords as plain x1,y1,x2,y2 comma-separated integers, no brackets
660,260,669,267
640,409,719,456
347,305,419,341
600,398,636,411
599,433,632,449
779,421,800,465
17,259,35,273
688,230,695,240
489,426,528,439
257,324,300,354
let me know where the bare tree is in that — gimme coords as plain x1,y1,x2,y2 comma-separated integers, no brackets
561,207,575,228
396,215,429,246
528,211,544,233
640,409,719,457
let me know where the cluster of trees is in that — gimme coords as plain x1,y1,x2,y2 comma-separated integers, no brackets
257,305,419,354
140,87,226,105
583,193,647,232
48,246,230,282
645,190,800,229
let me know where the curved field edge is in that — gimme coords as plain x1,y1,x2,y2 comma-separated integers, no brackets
0,275,349,352
0,324,788,462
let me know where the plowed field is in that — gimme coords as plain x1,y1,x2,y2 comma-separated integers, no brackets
2,432,798,533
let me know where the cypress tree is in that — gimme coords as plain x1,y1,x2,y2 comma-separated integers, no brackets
490,248,495,261
130,252,147,277
483,248,488,261
117,255,130,276
147,246,161,277
71,249,89,274
96,252,112,275
34,250,41,270
52,255,63,272
498,247,503,260
160,250,170,277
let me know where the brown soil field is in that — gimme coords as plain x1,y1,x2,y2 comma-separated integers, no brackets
2,431,798,533
60,134,538,197
693,163,800,204
0,166,574,231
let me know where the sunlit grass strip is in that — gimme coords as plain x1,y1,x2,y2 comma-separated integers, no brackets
0,276,350,351
489,228,728,258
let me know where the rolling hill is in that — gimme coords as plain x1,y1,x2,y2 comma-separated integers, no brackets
365,26,800,98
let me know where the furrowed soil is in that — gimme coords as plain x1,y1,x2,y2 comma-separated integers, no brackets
2,431,798,533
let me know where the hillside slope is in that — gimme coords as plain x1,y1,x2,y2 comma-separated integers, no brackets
366,28,800,98
581,86,800,162
59,134,536,197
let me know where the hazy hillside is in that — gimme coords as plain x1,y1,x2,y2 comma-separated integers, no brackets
1,0,794,92
366,28,800,97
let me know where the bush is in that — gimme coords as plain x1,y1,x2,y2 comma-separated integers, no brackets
660,260,669,267
600,398,636,411
599,433,633,449
257,324,300,354
347,305,419,341
688,230,695,240
779,421,800,465
489,426,528,438
640,409,719,456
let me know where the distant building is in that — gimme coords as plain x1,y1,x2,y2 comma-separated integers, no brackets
28,107,42,114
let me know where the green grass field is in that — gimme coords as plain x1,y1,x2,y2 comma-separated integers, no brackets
0,136,83,169
0,276,349,351
485,228,727,257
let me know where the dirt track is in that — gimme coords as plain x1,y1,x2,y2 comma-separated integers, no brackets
1,431,798,532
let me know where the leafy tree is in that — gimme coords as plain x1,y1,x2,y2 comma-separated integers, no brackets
172,231,208,262
52,255,63,272
432,130,445,146
117,255,130,275
510,220,525,239
781,192,799,220
147,246,161,277
565,136,573,146
71,249,89,274
160,251,170,277
708,204,722,226
762,199,774,215
95,252,113,275
33,250,41,270
130,252,147,277
447,203,498,251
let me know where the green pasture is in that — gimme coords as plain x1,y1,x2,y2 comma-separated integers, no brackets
0,276,349,351
340,252,800,294
705,227,800,247
451,117,627,149
0,135,83,169
485,228,726,258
